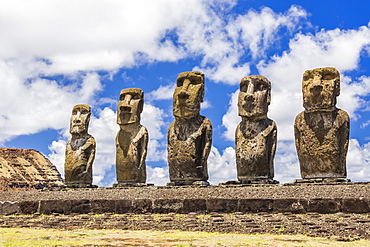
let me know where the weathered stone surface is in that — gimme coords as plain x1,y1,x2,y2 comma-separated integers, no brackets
238,199,273,213
294,67,349,179
115,199,133,214
0,148,63,190
273,199,308,213
39,200,65,214
0,201,19,215
307,199,341,214
168,71,212,185
235,76,277,183
341,198,370,213
116,88,148,184
132,199,152,213
64,104,96,185
206,199,238,213
153,199,183,213
19,201,39,214
91,199,116,214
182,199,207,213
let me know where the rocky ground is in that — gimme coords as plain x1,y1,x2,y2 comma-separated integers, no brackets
1,211,369,241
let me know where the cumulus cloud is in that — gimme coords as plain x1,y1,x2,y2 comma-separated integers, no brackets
208,146,237,184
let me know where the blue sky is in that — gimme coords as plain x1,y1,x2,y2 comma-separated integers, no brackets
1,0,370,186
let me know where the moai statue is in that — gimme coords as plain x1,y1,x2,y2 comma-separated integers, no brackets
64,104,96,186
167,71,212,186
294,67,349,181
115,88,148,185
235,75,277,184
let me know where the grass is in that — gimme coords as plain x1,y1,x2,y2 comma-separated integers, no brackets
0,228,369,246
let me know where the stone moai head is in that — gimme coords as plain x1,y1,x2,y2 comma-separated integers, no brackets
302,67,340,111
173,71,204,119
238,75,271,118
117,88,144,125
70,104,91,135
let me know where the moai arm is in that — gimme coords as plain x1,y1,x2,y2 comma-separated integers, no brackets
269,122,277,178
294,112,303,158
202,118,212,167
135,126,148,169
79,136,96,179
339,110,350,168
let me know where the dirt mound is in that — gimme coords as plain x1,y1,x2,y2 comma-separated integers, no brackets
0,148,63,190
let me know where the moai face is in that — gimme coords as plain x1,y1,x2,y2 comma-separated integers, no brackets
117,88,144,125
70,105,91,135
302,67,340,111
173,71,204,119
238,75,271,118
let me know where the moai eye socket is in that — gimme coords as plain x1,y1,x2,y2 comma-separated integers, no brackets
131,94,140,100
177,78,184,87
322,73,336,80
72,110,78,115
81,109,89,115
303,72,314,81
255,81,267,91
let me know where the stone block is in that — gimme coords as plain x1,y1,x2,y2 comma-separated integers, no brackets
153,199,183,213
307,199,341,213
59,199,91,214
115,200,132,214
132,199,152,213
206,199,238,213
238,199,273,213
182,199,206,213
273,199,308,213
341,198,370,213
91,200,116,214
0,201,19,215
19,201,39,214
39,200,66,214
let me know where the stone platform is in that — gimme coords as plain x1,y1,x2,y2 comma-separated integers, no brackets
1,183,370,215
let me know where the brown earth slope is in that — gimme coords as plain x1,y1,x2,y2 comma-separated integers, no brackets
0,148,63,190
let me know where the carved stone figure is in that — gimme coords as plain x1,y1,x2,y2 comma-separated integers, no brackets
235,75,277,183
116,88,148,184
294,67,349,179
64,104,96,185
168,71,212,185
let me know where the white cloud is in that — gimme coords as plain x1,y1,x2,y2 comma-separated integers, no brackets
208,146,237,184
0,62,102,143
147,83,176,101
222,90,240,141
147,166,169,186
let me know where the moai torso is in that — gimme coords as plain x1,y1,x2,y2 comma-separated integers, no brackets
116,88,148,184
167,71,212,184
294,67,349,178
64,105,96,184
235,76,277,182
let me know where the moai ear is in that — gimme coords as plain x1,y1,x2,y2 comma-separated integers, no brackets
138,91,144,114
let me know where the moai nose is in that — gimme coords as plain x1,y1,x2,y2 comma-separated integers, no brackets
123,94,132,104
